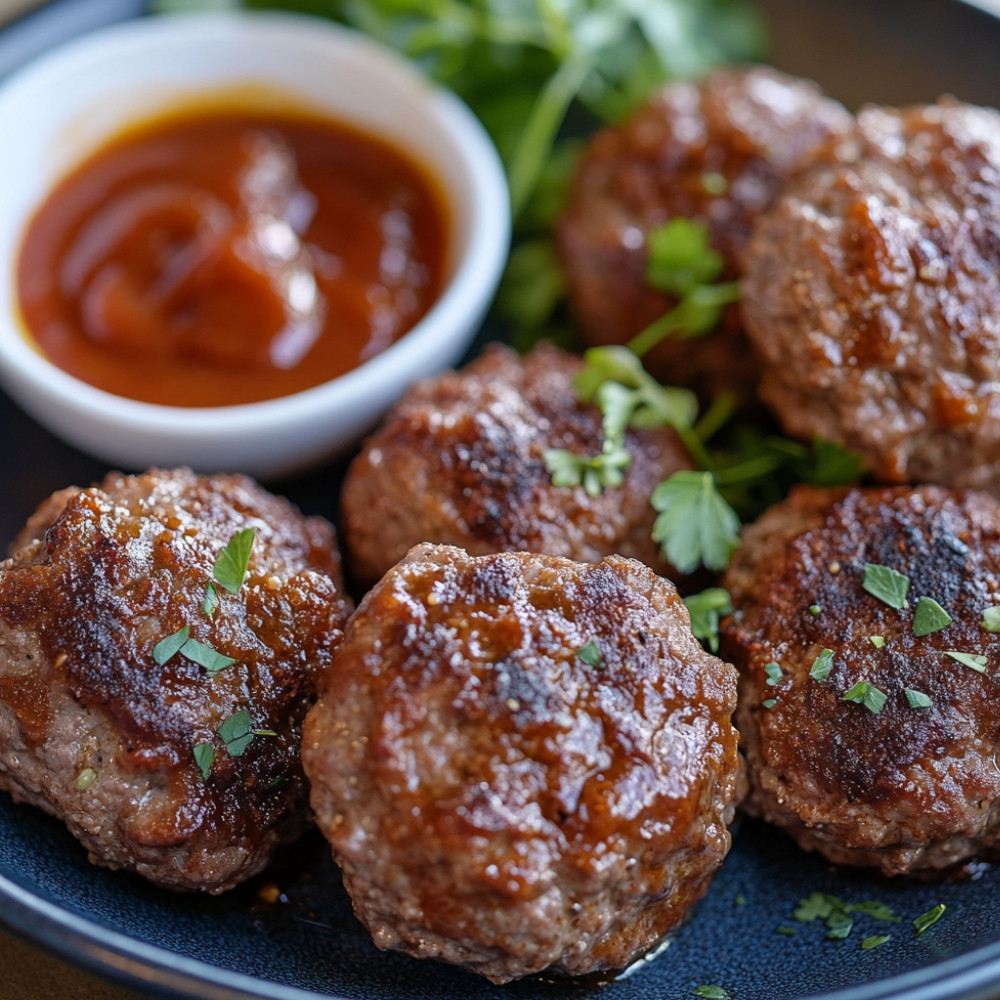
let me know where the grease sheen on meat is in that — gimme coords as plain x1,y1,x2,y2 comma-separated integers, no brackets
0,468,352,892
340,343,691,586
555,65,851,400
722,485,1000,876
303,544,740,983
742,99,1000,490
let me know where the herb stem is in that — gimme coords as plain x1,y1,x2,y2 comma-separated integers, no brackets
693,391,738,443
626,310,685,359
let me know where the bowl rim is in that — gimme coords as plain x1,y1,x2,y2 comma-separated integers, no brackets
0,8,511,432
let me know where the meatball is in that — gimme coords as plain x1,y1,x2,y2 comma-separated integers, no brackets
0,468,352,893
721,485,1000,876
742,99,1000,491
303,544,740,983
340,342,691,586
555,65,851,400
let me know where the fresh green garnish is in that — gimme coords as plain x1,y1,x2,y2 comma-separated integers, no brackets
152,625,191,666
869,635,885,649
193,742,215,781
651,471,741,574
692,987,729,1000
793,893,898,943
862,564,910,610
213,527,256,594
913,904,946,936
217,710,277,758
905,688,933,709
776,925,797,936
912,596,952,636
628,279,740,358
645,218,723,298
762,698,777,709
545,442,632,497
841,681,887,715
809,648,835,682
861,935,891,951
943,650,987,673
808,604,822,617
201,581,220,619
576,640,604,667
982,606,1000,633
179,638,237,674
700,171,727,195
764,661,783,686
683,588,733,654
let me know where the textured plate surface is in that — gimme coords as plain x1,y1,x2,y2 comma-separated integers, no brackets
2,1,1000,998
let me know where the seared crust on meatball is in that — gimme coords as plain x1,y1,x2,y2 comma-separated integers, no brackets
555,65,851,399
340,343,691,586
303,545,740,983
722,485,1000,876
0,468,352,892
742,99,1000,490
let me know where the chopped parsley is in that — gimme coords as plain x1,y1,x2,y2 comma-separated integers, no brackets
793,892,899,943
912,596,952,636
683,588,733,653
808,604,822,617
645,218,723,300
692,987,729,1000
982,606,1000,633
217,710,276,758
862,564,910,610
809,648,835,682
861,935,891,950
764,661,783,685
943,650,987,673
212,527,256,594
841,681,887,714
152,625,191,666
869,635,885,649
904,688,933,709
913,904,946,936
178,638,236,674
576,641,604,668
762,698,777,709
193,742,215,781
545,443,631,497
201,581,220,619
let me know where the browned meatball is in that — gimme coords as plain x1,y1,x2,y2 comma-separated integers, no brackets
0,468,353,893
555,65,851,400
303,544,740,983
721,485,1000,876
742,99,1000,490
340,342,691,586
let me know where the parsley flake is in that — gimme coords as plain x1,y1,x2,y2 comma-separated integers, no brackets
808,604,822,617
217,710,277,758
545,444,631,497
180,638,236,674
213,528,256,595
944,650,987,673
841,680,887,714
193,742,215,781
869,635,885,649
692,987,729,1000
201,581,220,619
913,904,946,935
152,625,191,666
762,698,777,709
913,596,953,636
905,688,933,709
576,641,604,668
862,564,909,609
776,925,797,936
651,471,741,574
764,661,783,686
861,935,891,950
683,588,733,654
982,606,1000,633
809,648,835,682
645,219,723,299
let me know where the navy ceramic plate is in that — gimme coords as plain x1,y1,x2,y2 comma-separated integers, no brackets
3,0,1000,998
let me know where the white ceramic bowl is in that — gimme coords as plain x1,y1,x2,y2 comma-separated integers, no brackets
0,11,510,479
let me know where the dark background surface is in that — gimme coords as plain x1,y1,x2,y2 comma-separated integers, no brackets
4,1,1000,999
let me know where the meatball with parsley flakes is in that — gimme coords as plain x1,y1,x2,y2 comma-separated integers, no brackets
0,468,352,893
721,484,1000,876
303,543,740,983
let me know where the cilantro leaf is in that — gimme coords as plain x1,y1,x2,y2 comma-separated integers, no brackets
861,935,891,950
645,219,723,298
152,625,191,666
201,581,220,619
905,688,933,709
943,650,987,673
545,444,632,497
683,588,733,653
217,710,277,758
809,648,835,682
913,904,946,935
180,637,236,674
913,596,953,636
862,564,910,610
841,680,887,714
213,528,256,595
576,641,604,667
764,661,783,686
982,606,1000,633
651,471,741,574
192,742,215,781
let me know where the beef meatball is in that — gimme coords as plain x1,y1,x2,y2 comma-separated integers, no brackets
722,485,1000,876
303,544,740,983
340,342,691,586
0,468,352,893
555,65,851,400
742,99,1000,491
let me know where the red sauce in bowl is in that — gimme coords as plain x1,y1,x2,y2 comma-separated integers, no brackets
16,108,448,407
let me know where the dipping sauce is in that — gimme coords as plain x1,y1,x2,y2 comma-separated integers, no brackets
16,106,448,406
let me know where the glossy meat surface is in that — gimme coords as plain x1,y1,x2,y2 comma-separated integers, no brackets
303,544,740,982
722,485,1000,875
0,468,352,892
555,65,850,400
340,343,691,586
742,99,1000,489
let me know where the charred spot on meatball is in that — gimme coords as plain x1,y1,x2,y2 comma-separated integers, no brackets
742,98,1000,491
303,544,741,984
555,65,851,401
0,468,353,893
339,342,692,587
721,485,1000,876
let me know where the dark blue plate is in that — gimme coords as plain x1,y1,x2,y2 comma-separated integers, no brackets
2,1,1000,998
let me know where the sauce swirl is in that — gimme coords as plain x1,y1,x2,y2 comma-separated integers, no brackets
16,107,448,407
